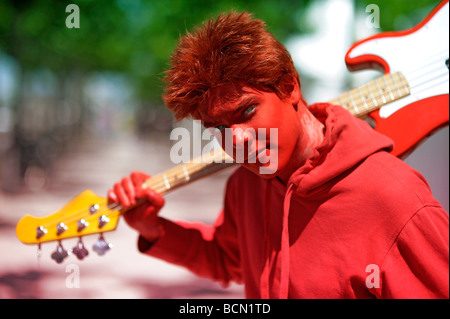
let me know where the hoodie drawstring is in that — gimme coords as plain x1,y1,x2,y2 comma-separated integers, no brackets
279,183,294,298
260,180,294,299
260,179,272,299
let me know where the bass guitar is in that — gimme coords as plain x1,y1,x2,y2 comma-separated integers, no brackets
16,0,449,262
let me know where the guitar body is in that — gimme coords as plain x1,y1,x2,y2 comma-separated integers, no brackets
345,0,449,157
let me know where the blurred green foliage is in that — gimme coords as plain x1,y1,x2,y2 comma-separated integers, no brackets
0,0,441,104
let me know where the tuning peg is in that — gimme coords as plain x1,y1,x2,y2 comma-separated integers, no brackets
72,238,89,260
92,234,112,256
51,241,70,264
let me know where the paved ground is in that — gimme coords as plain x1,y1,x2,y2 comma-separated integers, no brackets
0,132,244,299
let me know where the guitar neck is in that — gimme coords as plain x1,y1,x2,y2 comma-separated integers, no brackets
142,151,236,194
141,71,411,194
329,71,410,118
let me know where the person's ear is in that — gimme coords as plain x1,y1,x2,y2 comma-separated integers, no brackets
280,75,302,108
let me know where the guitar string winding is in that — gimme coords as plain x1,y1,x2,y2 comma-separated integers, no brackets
404,50,448,79
402,50,448,93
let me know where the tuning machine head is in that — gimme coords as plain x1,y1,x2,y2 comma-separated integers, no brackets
93,234,112,256
51,241,70,264
72,238,89,260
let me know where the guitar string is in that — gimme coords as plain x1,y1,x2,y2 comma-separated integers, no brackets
411,76,448,96
367,52,448,94
38,184,169,231
392,51,447,84
39,198,116,231
39,158,223,231
341,68,447,113
340,50,448,107
408,69,448,91
91,160,230,221
38,162,208,231
389,67,447,95
407,58,448,84
41,153,230,230
345,50,447,101
140,155,233,193
337,73,408,112
403,50,448,78
50,155,230,236
61,179,169,227
400,52,448,93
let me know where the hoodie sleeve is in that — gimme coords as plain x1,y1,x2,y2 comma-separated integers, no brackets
378,205,449,298
135,179,243,286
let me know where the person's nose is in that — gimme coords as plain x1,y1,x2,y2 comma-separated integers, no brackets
231,124,255,151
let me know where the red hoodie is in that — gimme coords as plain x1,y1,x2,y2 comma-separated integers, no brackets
139,103,449,299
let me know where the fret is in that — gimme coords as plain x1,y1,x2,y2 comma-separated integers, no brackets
374,78,387,104
142,154,235,195
396,72,410,95
182,164,190,181
372,81,387,106
382,76,395,101
163,174,171,190
364,85,377,109
348,91,359,114
357,87,369,111
355,84,377,115
367,84,378,107
390,73,402,98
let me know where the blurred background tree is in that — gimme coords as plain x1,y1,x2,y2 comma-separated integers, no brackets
0,0,438,103
0,0,442,193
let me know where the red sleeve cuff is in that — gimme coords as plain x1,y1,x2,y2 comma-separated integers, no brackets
135,218,194,266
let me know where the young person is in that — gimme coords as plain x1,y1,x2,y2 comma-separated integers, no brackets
108,11,449,298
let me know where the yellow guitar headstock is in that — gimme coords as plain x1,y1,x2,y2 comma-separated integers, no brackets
16,190,122,263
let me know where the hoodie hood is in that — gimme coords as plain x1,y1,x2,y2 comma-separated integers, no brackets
262,103,393,299
288,103,394,196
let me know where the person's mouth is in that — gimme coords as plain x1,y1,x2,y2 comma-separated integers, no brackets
246,143,272,163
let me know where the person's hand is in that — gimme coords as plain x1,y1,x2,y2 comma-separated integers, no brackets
108,171,165,242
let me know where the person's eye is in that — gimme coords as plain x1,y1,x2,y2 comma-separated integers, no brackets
214,125,226,132
243,105,256,116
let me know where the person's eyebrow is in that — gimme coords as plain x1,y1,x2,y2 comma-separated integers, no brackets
203,120,217,128
203,95,259,128
234,95,259,115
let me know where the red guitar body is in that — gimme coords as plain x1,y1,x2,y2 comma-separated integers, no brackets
345,0,449,157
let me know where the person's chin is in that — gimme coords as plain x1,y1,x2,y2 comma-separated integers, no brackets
241,162,280,179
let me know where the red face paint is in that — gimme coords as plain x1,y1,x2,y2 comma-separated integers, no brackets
198,83,323,183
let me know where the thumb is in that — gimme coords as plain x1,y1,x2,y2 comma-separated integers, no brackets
136,187,165,210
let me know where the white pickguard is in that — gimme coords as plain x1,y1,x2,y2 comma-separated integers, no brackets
348,2,449,119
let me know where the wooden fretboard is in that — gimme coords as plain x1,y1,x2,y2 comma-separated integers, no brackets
142,150,235,194
329,71,410,117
